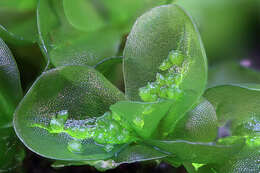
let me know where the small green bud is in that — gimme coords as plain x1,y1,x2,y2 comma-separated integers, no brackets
50,118,64,132
159,87,168,99
165,74,175,86
133,117,144,128
57,110,69,123
167,85,182,100
168,50,184,67
147,82,159,94
139,87,158,102
156,73,166,86
159,59,172,71
67,140,83,153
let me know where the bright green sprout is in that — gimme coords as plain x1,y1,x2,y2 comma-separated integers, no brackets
139,49,187,102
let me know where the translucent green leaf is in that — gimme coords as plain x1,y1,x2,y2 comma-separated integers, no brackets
216,146,260,173
147,137,244,164
0,1,37,45
37,0,121,67
110,100,173,139
0,38,23,128
63,0,170,32
170,98,218,142
14,65,126,161
0,127,25,172
63,0,106,32
123,5,207,135
194,145,260,173
208,61,260,88
204,84,260,137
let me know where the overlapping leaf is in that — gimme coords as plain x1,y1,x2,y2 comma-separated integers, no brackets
0,39,24,172
183,84,260,173
95,57,124,90
0,38,23,128
110,100,173,139
123,4,207,135
204,84,260,137
63,0,171,32
37,0,121,67
14,65,126,160
169,98,218,142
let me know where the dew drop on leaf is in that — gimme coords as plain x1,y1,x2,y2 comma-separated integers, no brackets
50,118,64,132
57,110,69,122
168,50,185,67
104,144,114,152
133,117,144,129
67,140,83,153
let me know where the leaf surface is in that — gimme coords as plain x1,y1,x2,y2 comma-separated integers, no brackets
123,4,207,134
0,38,23,128
14,65,126,161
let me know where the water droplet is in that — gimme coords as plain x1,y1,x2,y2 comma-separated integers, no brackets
167,85,182,100
165,74,175,86
159,87,168,99
168,50,184,67
159,59,172,71
142,105,154,115
147,82,159,94
156,73,166,86
133,117,144,128
50,118,64,132
67,140,83,153
139,87,157,102
104,144,114,152
57,110,69,122
174,74,182,86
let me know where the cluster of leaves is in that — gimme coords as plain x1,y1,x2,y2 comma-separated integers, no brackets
0,0,259,173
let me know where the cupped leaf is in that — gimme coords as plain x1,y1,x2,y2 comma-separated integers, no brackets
170,98,218,142
14,65,126,161
123,5,207,135
37,0,121,67
0,0,37,45
204,84,260,137
208,61,260,88
147,137,245,164
0,38,23,128
110,100,173,139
